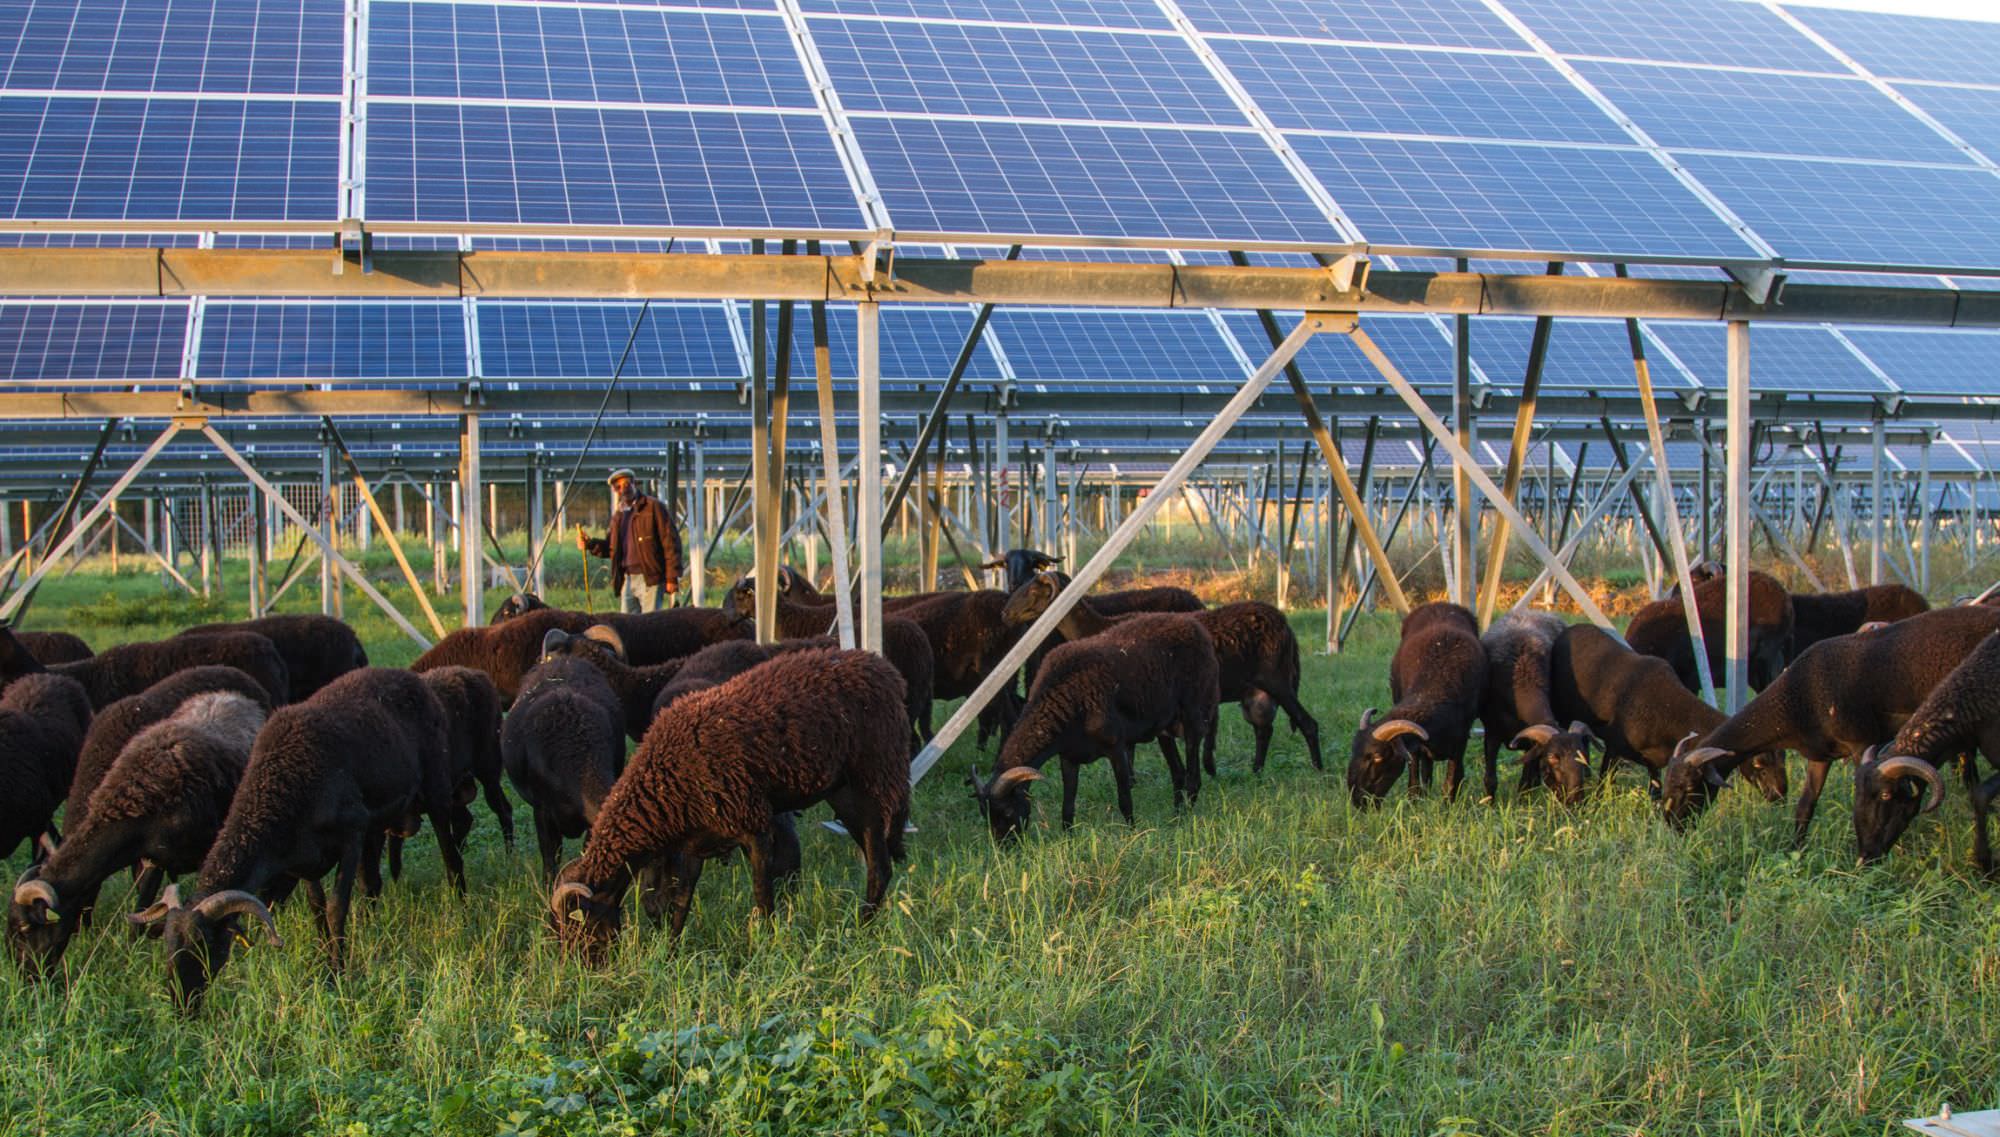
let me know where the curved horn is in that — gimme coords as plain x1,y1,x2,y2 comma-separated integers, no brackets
1567,721,1594,740
1876,755,1946,814
1509,724,1558,750
540,628,573,657
1358,708,1378,732
12,877,57,921
582,624,627,660
990,766,1044,794
550,881,595,914
1682,746,1729,769
128,882,183,928
1371,718,1429,744
192,890,281,946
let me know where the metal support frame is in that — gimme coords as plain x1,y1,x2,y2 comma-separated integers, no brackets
1871,416,1887,586
1476,262,1561,626
908,313,1335,784
326,420,449,639
0,421,181,621
857,300,883,653
460,412,484,626
1724,322,1752,712
811,284,855,647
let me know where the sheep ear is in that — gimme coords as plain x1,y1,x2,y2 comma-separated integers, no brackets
583,624,627,660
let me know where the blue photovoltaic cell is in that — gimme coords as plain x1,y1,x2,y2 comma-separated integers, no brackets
851,117,1338,243
1502,0,1838,71
1837,329,2000,396
0,0,343,96
1785,7,2000,86
1643,323,1888,393
0,96,339,220
1678,154,2000,270
996,310,1243,384
796,0,1170,32
0,302,187,380
1894,85,2000,171
363,104,869,230
1175,0,1524,51
196,303,468,379
1288,135,1758,258
1467,317,1697,391
1214,40,1623,145
811,19,1243,127
1226,312,1461,390
1579,62,1968,165
480,303,738,379
368,4,814,109
747,304,1006,381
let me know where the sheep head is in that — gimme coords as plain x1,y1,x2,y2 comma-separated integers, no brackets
1660,733,1733,831
1346,709,1429,807
549,873,623,964
970,766,1042,842
7,868,77,981
1853,747,1945,864
998,572,1065,628
493,593,547,624
129,886,281,1013
1510,721,1597,806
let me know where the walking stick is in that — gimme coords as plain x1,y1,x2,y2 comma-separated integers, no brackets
577,524,593,611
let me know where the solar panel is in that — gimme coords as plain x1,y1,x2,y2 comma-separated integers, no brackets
1892,84,2000,170
480,302,737,381
1213,40,1626,145
849,117,1340,243
1467,316,1700,391
796,0,1172,32
0,0,344,95
362,104,869,230
196,302,468,379
1234,312,1461,391
1174,0,1524,51
1503,0,1838,72
0,96,340,220
994,310,1244,384
0,301,188,382
1643,323,1890,393
368,3,815,109
809,18,1244,126
1784,6,2000,86
1676,153,2000,271
1286,135,1758,259
1837,328,2000,395
1577,62,1970,165
748,303,1008,381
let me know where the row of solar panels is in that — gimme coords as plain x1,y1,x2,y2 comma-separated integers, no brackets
2,299,1995,396
4,0,2000,270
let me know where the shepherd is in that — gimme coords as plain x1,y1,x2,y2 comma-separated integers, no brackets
575,468,683,612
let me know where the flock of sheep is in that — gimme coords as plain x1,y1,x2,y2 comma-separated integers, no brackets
0,552,1991,1015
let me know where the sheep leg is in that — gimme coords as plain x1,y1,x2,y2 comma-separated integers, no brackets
1060,759,1081,830
1486,731,1505,803
360,828,386,898
534,810,563,881
482,774,516,851
428,803,469,897
303,878,331,947
1973,773,2000,876
1443,750,1465,803
1274,688,1323,771
385,835,403,883
743,829,778,920
663,854,705,939
1792,757,1832,849
1244,691,1277,775
1111,745,1137,826
1157,735,1189,811
1201,710,1218,779
1178,727,1203,804
324,845,361,975
769,812,803,890
638,858,674,927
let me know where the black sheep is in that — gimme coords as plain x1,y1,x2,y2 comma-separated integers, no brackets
999,571,1319,775
385,666,513,885
10,691,265,979
980,548,1062,592
1665,604,2000,840
411,608,597,703
1548,624,1784,802
1626,570,1794,693
550,648,910,957
1852,630,2000,869
492,592,550,623
725,583,937,745
178,614,368,701
1348,603,1485,806
65,666,275,838
1479,611,1594,805
502,640,627,879
14,631,92,665
974,613,1218,840
1788,584,1930,660
130,668,459,1012
538,625,692,741
0,626,288,711
0,673,93,859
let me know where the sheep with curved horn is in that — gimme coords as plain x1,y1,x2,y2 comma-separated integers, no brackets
1348,604,1484,807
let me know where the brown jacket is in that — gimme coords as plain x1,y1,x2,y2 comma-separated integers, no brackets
584,493,682,590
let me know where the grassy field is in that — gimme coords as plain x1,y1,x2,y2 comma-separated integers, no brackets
2,555,1998,1136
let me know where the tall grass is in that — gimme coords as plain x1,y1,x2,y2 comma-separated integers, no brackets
1,564,1996,1135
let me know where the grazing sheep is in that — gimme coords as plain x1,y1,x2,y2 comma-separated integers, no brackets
1788,584,1930,659
0,673,93,859
649,639,802,716
503,640,627,879
1664,605,2000,840
1348,603,1485,806
1851,631,2000,869
492,592,550,623
65,667,275,838
1626,571,1794,693
998,571,1319,775
1479,612,1594,805
385,667,513,884
1547,625,1783,803
411,608,598,702
724,583,937,745
14,631,92,665
9,692,265,979
973,613,1218,840
981,548,1062,592
130,668,458,1011
537,626,692,741
601,606,753,664
178,615,367,701
0,626,288,711
550,649,910,957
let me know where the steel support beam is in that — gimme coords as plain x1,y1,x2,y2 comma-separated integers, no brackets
1724,322,1752,712
856,300,883,653
0,421,180,622
460,413,484,626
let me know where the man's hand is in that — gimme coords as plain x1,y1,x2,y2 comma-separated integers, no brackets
664,581,678,594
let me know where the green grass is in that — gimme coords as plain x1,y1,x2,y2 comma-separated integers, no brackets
3,559,1999,1135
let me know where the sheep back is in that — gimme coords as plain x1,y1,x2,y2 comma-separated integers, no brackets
14,631,92,665
411,608,596,702
66,666,274,834
179,614,367,701
0,673,92,855
53,632,288,710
